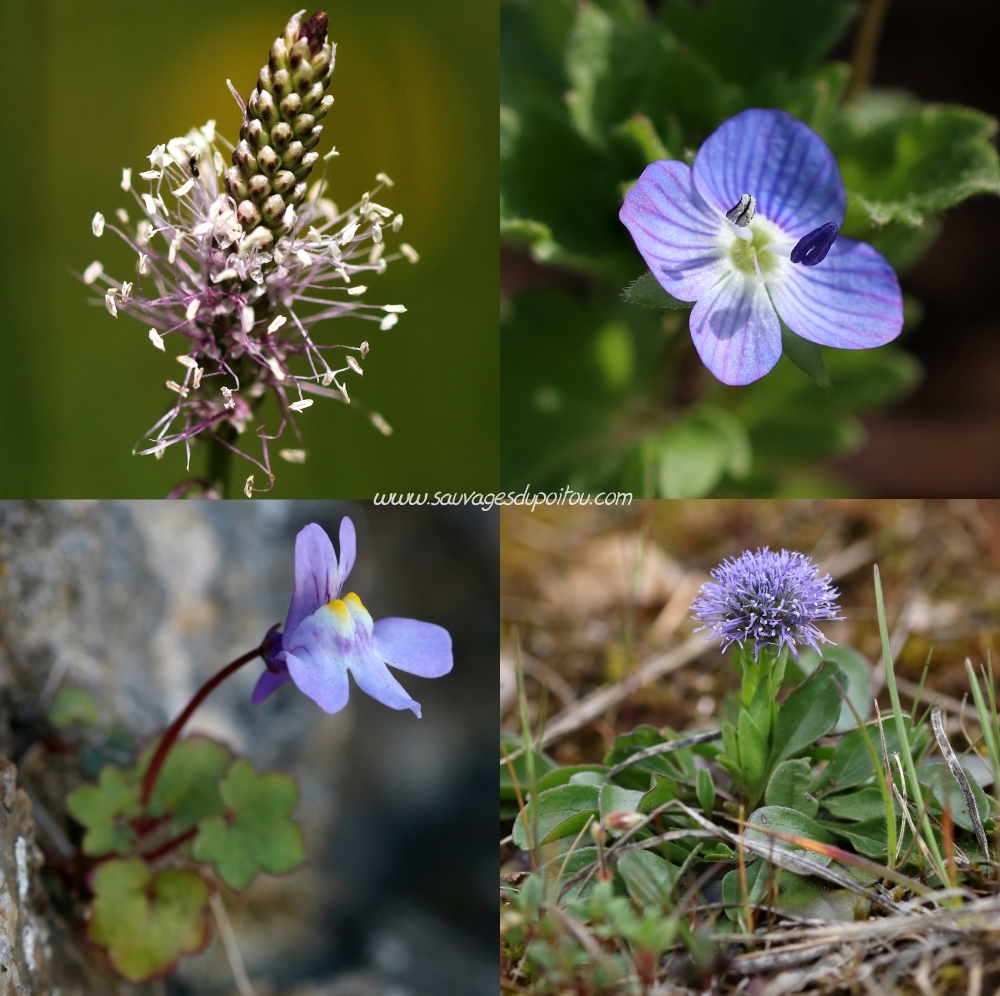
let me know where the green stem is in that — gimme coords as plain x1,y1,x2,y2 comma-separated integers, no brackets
844,0,891,102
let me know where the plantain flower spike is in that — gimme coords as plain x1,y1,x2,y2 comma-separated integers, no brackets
228,11,335,255
77,10,415,495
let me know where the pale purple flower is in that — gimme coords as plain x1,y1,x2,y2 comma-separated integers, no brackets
254,519,453,716
620,108,903,386
691,547,841,657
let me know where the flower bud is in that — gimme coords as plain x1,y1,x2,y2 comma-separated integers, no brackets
301,81,325,111
271,121,293,151
238,200,262,228
272,170,296,196
247,174,271,202
272,68,291,99
246,118,265,150
293,113,316,137
302,125,323,151
603,811,645,832
225,167,249,200
261,194,286,225
314,95,334,121
256,88,278,128
257,146,281,177
280,92,303,117
281,141,305,169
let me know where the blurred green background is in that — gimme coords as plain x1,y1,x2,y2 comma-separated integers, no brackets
0,0,497,497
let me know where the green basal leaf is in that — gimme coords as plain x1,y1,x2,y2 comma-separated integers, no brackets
737,707,769,789
88,858,210,983
767,662,845,773
765,759,819,818
744,805,834,857
644,406,751,498
721,858,772,913
49,686,101,729
796,644,871,732
501,731,557,803
917,760,990,834
599,784,646,832
830,101,1000,227
696,768,716,816
613,114,671,164
134,735,233,836
821,786,891,822
511,783,601,850
67,765,141,857
192,759,305,890
820,816,892,859
622,271,692,310
640,773,681,813
617,850,679,908
536,765,609,793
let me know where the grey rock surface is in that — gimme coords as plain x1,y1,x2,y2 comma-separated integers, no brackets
0,501,496,995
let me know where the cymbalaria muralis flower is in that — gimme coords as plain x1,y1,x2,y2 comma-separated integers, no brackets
254,519,453,716
78,10,418,493
620,109,903,386
691,547,841,657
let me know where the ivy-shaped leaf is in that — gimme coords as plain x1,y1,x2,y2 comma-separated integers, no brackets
88,858,210,982
67,766,140,857
135,735,233,835
192,760,305,890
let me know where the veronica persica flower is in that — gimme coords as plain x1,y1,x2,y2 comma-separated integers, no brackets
691,547,841,657
620,108,903,385
254,519,452,716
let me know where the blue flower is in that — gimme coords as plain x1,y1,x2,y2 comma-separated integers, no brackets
620,109,903,385
254,519,453,716
691,547,841,657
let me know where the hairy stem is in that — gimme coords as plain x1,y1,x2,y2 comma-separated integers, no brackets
845,0,891,102
140,643,266,806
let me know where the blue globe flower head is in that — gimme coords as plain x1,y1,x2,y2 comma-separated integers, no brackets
254,519,453,716
620,108,904,386
691,547,841,658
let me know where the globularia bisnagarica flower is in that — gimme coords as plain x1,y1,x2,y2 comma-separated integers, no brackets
691,547,841,657
80,10,418,494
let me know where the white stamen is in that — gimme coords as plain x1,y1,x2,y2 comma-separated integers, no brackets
244,475,254,498
400,243,419,263
369,244,385,264
391,214,403,232
192,366,203,390
168,233,182,264
185,299,201,321
221,386,235,409
141,193,160,215
214,151,225,175
289,399,313,412
266,357,286,381
279,449,307,463
212,268,238,283
379,314,398,331
241,306,255,334
339,220,359,244
121,167,132,191
295,249,313,267
323,147,340,160
104,291,118,317
383,304,407,314
137,220,153,244
371,412,393,435
173,178,195,198
155,446,165,460
92,212,105,237
267,315,287,333
347,285,367,296
176,355,198,369
339,383,350,404
120,281,133,303
321,371,334,387
116,208,129,224
282,204,296,229
376,172,394,187
753,253,764,284
346,355,363,376
371,223,382,244
83,261,103,285
165,380,188,396
139,170,161,180
148,329,165,350
138,254,149,274
359,341,369,357
201,119,216,143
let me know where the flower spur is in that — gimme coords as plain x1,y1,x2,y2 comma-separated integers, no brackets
254,519,453,716
620,108,903,386
80,10,418,493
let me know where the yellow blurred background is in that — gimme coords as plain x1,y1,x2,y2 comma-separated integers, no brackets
0,0,496,496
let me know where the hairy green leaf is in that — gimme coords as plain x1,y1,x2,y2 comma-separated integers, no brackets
511,783,601,850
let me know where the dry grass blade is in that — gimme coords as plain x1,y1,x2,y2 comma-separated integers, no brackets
930,706,990,865
604,729,722,778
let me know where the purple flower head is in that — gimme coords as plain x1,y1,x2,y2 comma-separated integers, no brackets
620,109,903,386
255,519,453,716
691,547,841,657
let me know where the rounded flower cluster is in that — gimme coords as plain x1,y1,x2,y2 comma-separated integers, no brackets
691,547,841,657
79,10,417,494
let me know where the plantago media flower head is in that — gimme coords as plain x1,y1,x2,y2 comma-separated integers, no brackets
620,109,904,386
691,547,841,657
79,11,414,491
255,520,453,716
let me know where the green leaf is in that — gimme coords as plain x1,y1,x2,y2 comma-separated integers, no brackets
744,806,834,867
88,858,210,983
780,324,830,390
696,768,716,816
796,644,871,733
192,760,305,890
646,406,751,498
565,0,615,143
536,765,609,793
917,760,990,834
617,850,679,908
639,773,681,813
821,817,891,858
721,858,772,912
821,786,890,821
599,783,646,831
765,760,819,818
737,707,769,789
540,846,618,902
622,271,692,310
830,100,1000,227
136,736,233,836
812,719,912,796
500,732,556,803
661,0,858,87
614,114,671,164
49,686,101,729
767,662,845,772
67,765,141,857
511,783,601,850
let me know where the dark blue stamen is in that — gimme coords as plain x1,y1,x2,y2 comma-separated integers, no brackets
790,222,839,266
